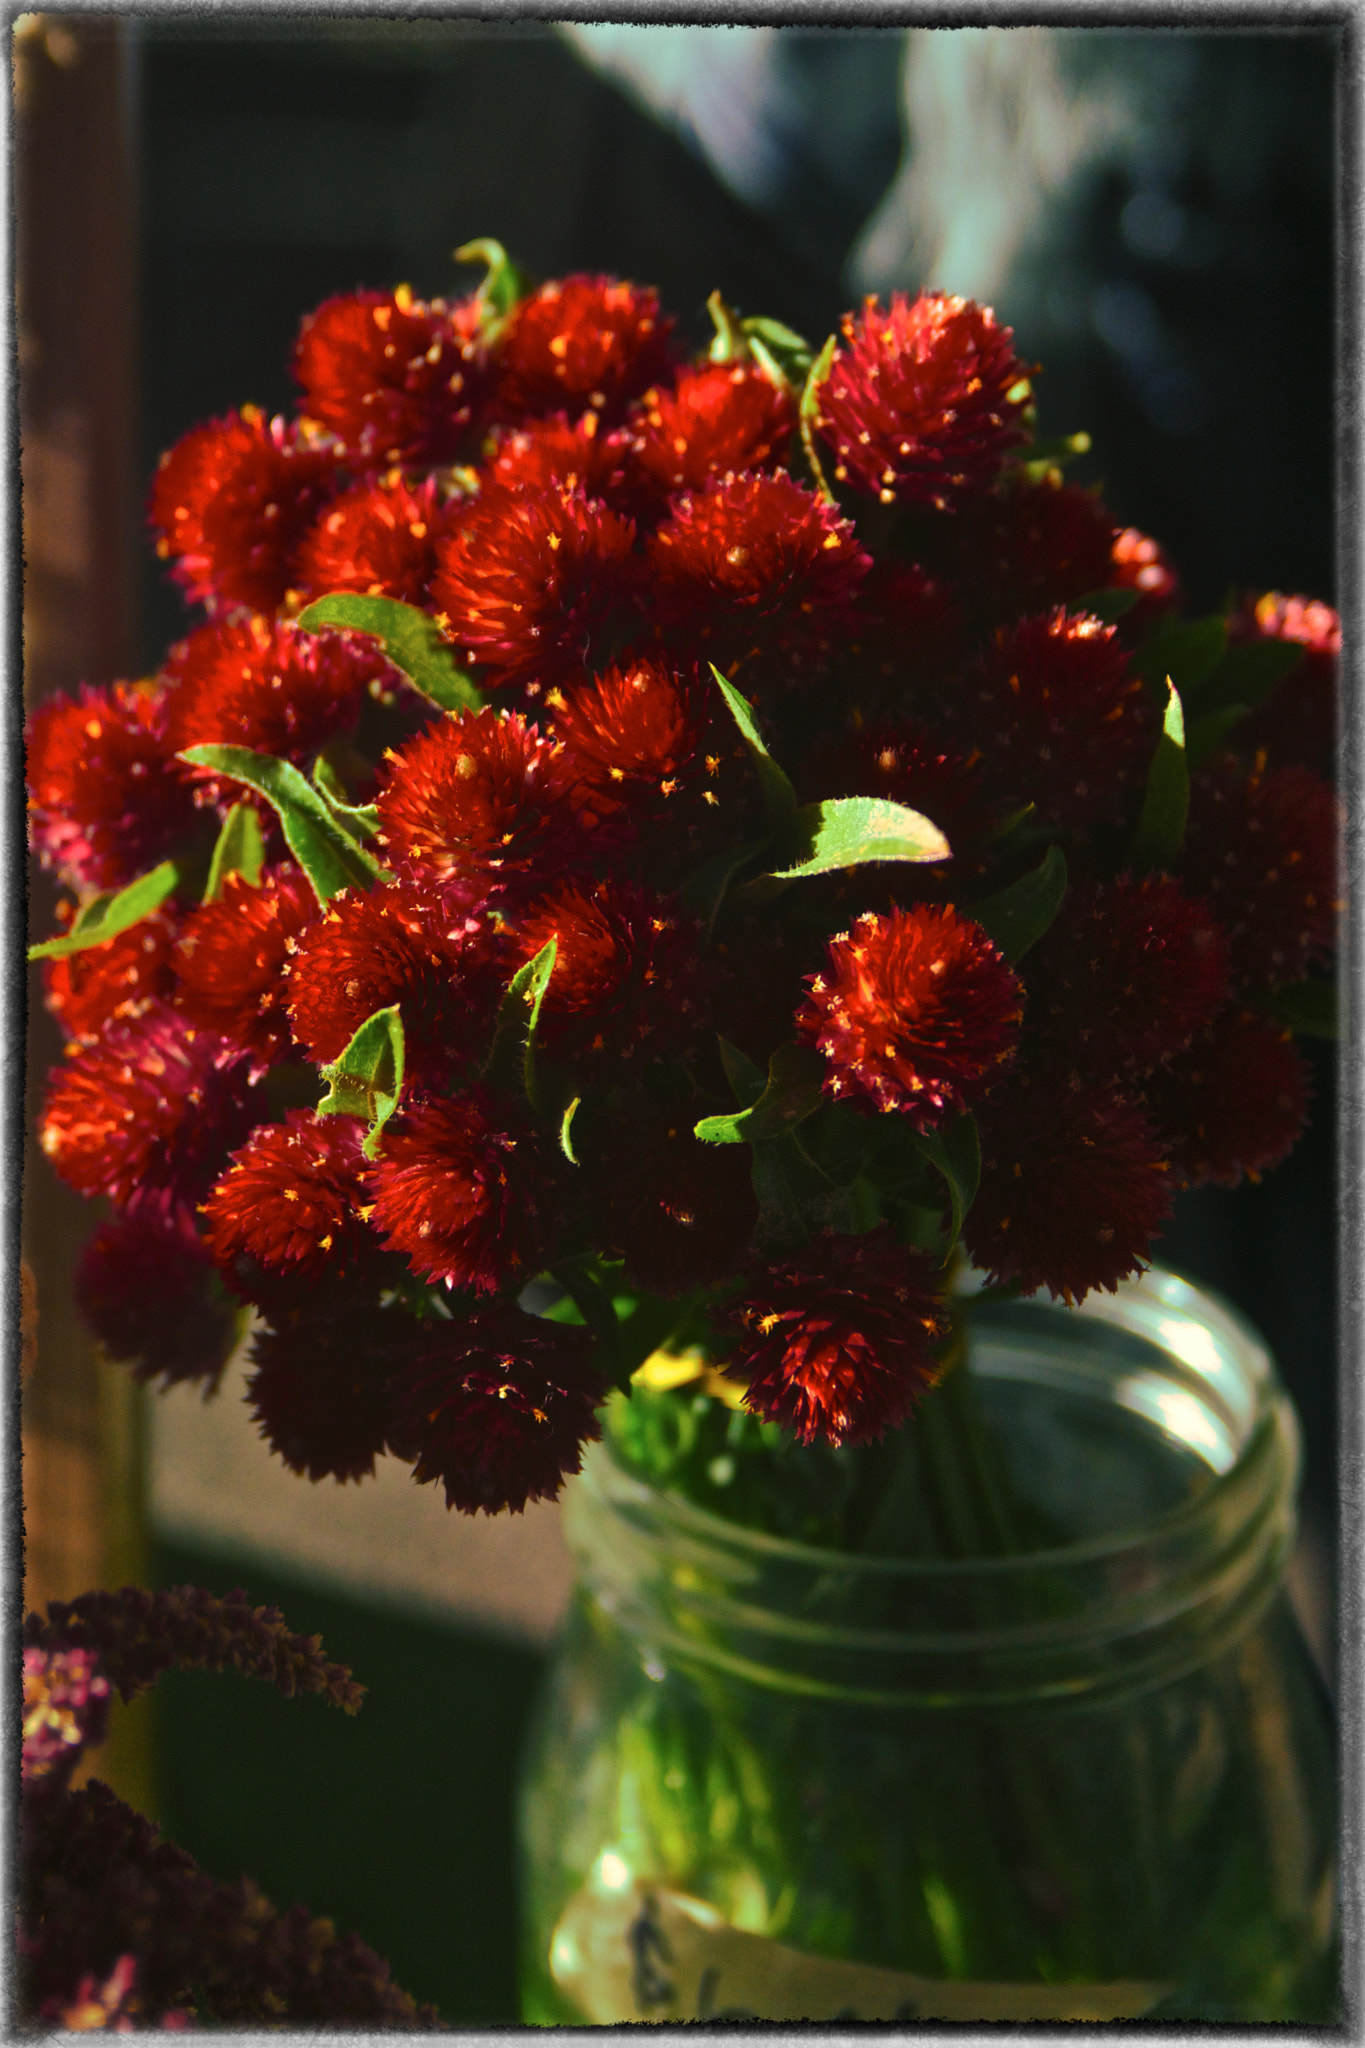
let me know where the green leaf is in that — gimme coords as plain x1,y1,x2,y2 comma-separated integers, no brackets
718,1037,767,1110
1131,615,1227,697
749,1128,836,1254
705,290,746,363
1128,680,1189,873
483,938,558,1106
311,755,381,840
769,796,950,880
453,236,532,324
798,332,838,502
709,666,797,821
677,837,770,937
295,593,483,715
559,1095,583,1165
1074,585,1141,624
967,845,1068,963
695,1043,825,1145
178,745,382,904
28,860,181,961
1255,977,1340,1040
909,1115,981,1250
548,1257,632,1394
1189,636,1306,717
739,314,815,388
1185,704,1251,770
204,803,266,904
316,1003,406,1159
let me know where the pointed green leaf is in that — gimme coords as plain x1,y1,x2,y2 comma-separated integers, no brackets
1128,680,1189,873
1131,615,1226,697
1189,635,1306,717
454,236,533,324
1185,704,1251,770
750,1127,839,1255
706,289,746,363
909,1115,981,1250
296,593,483,715
311,755,381,840
204,803,266,904
718,1037,767,1110
709,666,797,821
28,860,181,961
739,314,815,388
316,1003,406,1159
483,937,558,1106
769,796,950,880
559,1095,583,1165
178,745,382,903
695,1043,826,1145
798,332,838,502
677,836,770,936
1074,585,1140,624
1255,977,1340,1040
967,846,1068,963
549,1256,630,1393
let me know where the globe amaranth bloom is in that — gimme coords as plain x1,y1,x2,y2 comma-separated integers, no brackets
202,1110,378,1292
1227,592,1339,778
292,472,468,609
483,411,637,516
386,1304,604,1514
548,656,713,825
365,1088,557,1295
1181,758,1341,990
246,1304,409,1483
44,907,180,1044
936,474,1117,626
75,1195,239,1393
148,405,339,614
292,285,486,464
625,360,793,501
495,274,673,423
27,681,200,892
173,867,318,1073
797,904,1023,1128
724,1228,949,1448
507,878,708,1060
965,1076,1172,1305
1140,1008,1311,1191
815,291,1030,511
1111,526,1181,632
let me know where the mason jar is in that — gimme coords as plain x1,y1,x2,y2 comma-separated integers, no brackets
517,1270,1337,2024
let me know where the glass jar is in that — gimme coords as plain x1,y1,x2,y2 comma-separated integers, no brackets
518,1270,1337,2024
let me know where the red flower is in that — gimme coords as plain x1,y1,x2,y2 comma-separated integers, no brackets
1025,874,1230,1080
1227,592,1339,777
375,708,593,911
965,1077,1173,1304
39,1006,262,1208
173,867,318,1072
483,411,637,515
1110,526,1182,632
724,1228,948,1448
836,558,965,711
430,483,637,693
148,406,339,613
26,681,199,892
815,292,1030,510
202,1110,377,1290
626,361,793,500
508,878,707,1060
292,472,467,608
1181,758,1341,990
495,274,673,423
548,656,714,823
386,1304,604,1514
797,906,1023,1127
75,1197,239,1392
165,615,393,790
1141,1009,1312,1190
292,286,485,464
44,908,180,1044
283,879,500,1076
585,1097,757,1296
937,474,1117,624
366,1089,556,1295
954,608,1153,831
246,1304,410,1483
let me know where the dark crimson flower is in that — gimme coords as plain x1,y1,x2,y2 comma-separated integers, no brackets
430,484,637,693
44,908,180,1044
1025,874,1230,1080
965,1077,1173,1304
366,1089,556,1294
375,707,593,910
724,1228,948,1448
1111,526,1182,631
1141,1008,1312,1191
292,286,485,464
283,878,500,1076
647,471,870,662
165,616,393,791
585,1098,757,1296
386,1304,604,1514
938,474,1117,624
495,274,673,423
483,411,637,515
836,558,965,710
547,656,713,822
626,361,793,500
292,472,467,608
26,681,199,892
148,406,339,613
815,291,1030,510
1181,758,1341,989
797,905,1023,1127
202,1110,377,1289
1228,592,1339,778
952,608,1153,831
173,867,318,1073
75,1196,239,1392
22,1646,110,1787
39,1006,261,1208
507,878,707,1060
245,1305,409,1484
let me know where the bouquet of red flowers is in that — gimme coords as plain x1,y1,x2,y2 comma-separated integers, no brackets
29,240,1340,1537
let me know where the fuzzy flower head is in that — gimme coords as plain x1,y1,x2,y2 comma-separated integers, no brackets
23,1646,110,1787
725,1228,948,1448
148,406,339,614
508,878,707,1060
495,274,673,422
292,471,468,609
626,360,793,500
26,681,199,892
938,474,1118,625
75,1195,239,1392
1228,591,1339,777
1181,758,1342,990
386,1305,604,1514
292,285,485,464
815,292,1031,511
44,908,180,1044
202,1110,378,1292
483,410,637,513
797,905,1023,1128
548,657,713,824
173,867,318,1073
1111,527,1182,631
1141,1008,1311,1191
246,1304,409,1483
366,1088,557,1295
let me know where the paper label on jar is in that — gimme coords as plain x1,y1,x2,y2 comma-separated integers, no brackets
549,1878,1174,2024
